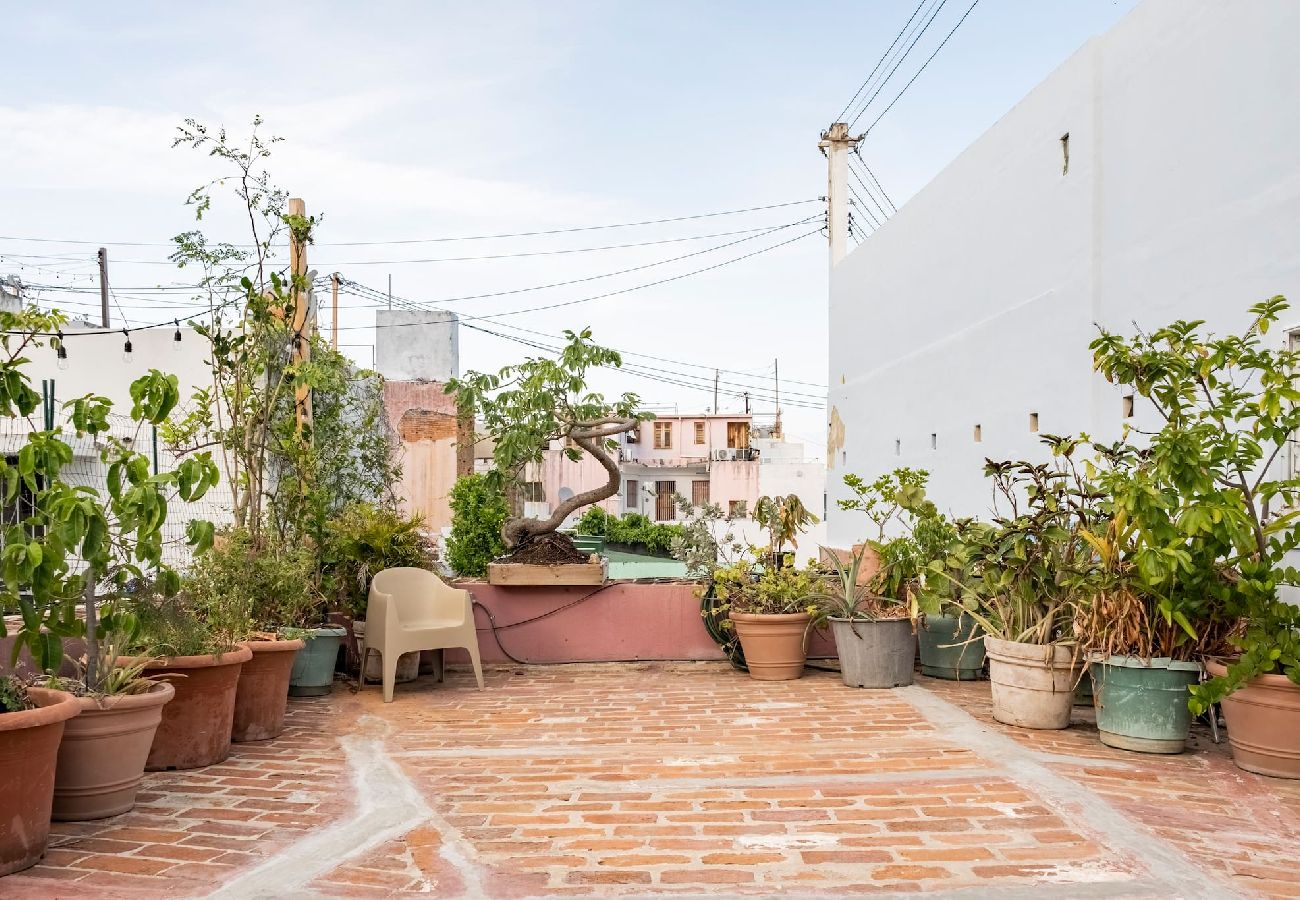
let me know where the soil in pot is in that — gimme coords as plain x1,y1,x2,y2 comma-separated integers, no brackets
353,621,419,685
1090,657,1200,754
0,687,81,875
918,614,985,680
831,618,915,688
232,638,304,743
136,645,253,770
730,612,810,681
984,637,1078,730
1206,658,1300,779
289,626,348,697
52,680,175,820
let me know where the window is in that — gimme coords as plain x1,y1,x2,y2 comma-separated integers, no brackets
654,480,677,521
728,500,747,519
726,421,750,449
625,478,639,510
653,421,673,449
692,480,709,506
694,421,706,444
521,481,545,502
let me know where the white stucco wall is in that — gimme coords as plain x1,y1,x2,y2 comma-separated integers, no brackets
826,0,1300,547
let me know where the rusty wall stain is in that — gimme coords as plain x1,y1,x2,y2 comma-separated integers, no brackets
826,405,845,469
398,408,458,442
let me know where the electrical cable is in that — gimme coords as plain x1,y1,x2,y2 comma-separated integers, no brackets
846,0,951,128
859,0,983,137
833,0,930,124
856,157,898,213
0,199,824,249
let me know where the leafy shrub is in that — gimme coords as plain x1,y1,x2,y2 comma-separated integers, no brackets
575,506,610,537
321,502,433,617
447,474,508,578
184,527,319,635
0,676,31,713
596,511,685,556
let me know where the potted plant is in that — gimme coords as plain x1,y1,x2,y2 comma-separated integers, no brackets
753,494,818,568
0,677,80,875
718,556,820,681
127,587,252,770
913,518,987,681
184,527,318,741
447,330,644,585
1092,298,1300,774
0,306,217,837
937,454,1085,729
809,547,914,688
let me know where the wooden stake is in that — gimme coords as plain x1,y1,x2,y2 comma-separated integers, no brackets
287,198,313,436
331,273,339,349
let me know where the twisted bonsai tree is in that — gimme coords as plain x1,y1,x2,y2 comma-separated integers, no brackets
447,329,644,552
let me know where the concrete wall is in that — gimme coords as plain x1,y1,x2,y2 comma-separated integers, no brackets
826,0,1300,546
384,380,460,531
375,310,458,383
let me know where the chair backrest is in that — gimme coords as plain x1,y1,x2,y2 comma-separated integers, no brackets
370,567,466,631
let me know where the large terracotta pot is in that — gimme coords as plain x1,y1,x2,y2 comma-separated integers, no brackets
232,639,304,743
52,680,175,820
133,645,253,770
730,612,810,681
0,687,81,875
1207,658,1300,779
984,637,1079,730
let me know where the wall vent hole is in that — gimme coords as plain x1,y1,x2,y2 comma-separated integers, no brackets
1029,412,1039,433
973,424,982,443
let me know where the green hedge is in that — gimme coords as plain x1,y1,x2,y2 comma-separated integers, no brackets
575,507,684,557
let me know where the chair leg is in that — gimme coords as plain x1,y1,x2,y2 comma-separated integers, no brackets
382,652,398,703
465,641,485,690
357,645,369,692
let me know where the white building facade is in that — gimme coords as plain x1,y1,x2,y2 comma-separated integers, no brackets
825,0,1300,548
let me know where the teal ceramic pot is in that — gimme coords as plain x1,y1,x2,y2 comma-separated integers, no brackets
1090,657,1201,754
288,626,347,697
918,614,985,680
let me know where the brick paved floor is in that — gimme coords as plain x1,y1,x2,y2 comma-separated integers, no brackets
5,662,1300,898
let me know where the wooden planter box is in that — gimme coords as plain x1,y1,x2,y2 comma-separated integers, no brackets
488,557,607,586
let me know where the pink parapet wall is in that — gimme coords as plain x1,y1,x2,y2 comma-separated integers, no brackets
444,580,836,666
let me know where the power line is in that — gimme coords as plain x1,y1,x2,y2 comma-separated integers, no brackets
0,199,824,249
855,155,898,213
860,0,983,136
848,164,890,224
833,0,930,124
847,0,951,129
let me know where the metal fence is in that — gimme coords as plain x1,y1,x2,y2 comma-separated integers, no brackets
0,411,236,571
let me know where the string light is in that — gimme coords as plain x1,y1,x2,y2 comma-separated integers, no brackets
55,331,69,371
121,329,133,364
173,320,183,352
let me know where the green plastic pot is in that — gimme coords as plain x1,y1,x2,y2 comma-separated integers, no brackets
918,614,985,680
1073,669,1094,706
289,626,348,697
1090,657,1201,754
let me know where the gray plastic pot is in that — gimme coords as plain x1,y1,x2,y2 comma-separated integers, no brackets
830,618,915,688
984,637,1078,730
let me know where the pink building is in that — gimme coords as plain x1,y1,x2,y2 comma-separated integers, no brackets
532,413,759,523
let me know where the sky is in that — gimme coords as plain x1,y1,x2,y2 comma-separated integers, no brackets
0,0,1139,456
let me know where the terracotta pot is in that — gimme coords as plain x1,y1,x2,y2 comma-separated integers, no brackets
984,637,1079,730
52,681,175,821
1207,658,1300,779
130,644,253,770
730,612,810,681
0,687,81,875
232,639,304,743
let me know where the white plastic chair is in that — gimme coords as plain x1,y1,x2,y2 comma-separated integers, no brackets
364,567,485,702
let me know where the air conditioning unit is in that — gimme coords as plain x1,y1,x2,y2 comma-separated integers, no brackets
626,431,639,444
713,449,728,461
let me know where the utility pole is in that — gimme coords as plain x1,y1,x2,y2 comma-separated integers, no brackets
387,273,392,310
743,392,750,414
287,198,313,435
774,357,783,438
97,247,110,327
818,123,861,269
713,369,719,413
331,273,340,349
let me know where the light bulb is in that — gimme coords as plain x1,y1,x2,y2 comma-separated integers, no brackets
122,334,133,364
173,326,183,351
56,346,69,371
